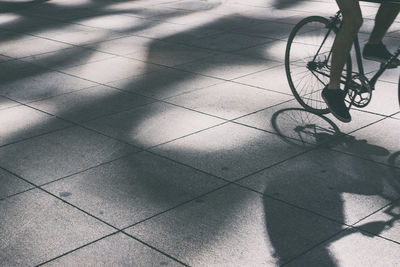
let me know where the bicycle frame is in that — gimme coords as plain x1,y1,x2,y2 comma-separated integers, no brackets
333,11,400,90
313,11,400,90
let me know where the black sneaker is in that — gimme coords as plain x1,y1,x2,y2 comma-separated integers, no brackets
321,87,351,123
363,42,400,68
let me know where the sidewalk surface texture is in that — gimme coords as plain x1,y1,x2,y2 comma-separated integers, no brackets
1,0,400,266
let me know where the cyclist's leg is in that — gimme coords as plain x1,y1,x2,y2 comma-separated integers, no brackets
328,0,362,89
363,3,400,64
323,0,362,122
368,3,399,44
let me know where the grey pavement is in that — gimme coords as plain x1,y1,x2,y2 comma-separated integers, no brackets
1,0,400,266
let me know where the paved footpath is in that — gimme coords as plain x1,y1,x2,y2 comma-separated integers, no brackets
0,0,399,266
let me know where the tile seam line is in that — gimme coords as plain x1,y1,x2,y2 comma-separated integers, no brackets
1,147,228,230
0,166,121,230
0,83,100,110
234,181,353,227
122,149,344,231
35,230,189,267
6,29,287,96
120,183,232,231
282,224,400,266
0,186,36,202
0,11,179,34
325,116,400,170
34,231,122,267
34,149,144,188
120,231,190,267
329,148,400,171
1,95,300,189
2,163,195,266
0,9,276,52
349,195,400,226
118,154,328,232
0,95,146,149
37,121,232,189
141,99,311,153
0,124,75,150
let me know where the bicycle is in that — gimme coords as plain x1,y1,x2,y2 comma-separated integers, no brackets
284,5,400,115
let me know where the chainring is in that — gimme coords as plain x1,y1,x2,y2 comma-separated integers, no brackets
347,74,372,108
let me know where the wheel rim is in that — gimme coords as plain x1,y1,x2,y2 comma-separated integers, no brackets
287,19,337,113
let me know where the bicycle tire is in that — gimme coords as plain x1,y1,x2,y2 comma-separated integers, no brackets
285,16,352,114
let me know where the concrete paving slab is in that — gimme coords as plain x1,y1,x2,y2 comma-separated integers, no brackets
18,3,99,22
235,100,385,139
221,5,302,23
233,64,291,94
159,10,222,26
126,7,190,20
29,85,154,123
0,34,70,59
191,15,265,33
43,233,183,267
331,117,400,167
76,14,157,32
286,228,400,267
84,101,225,148
61,56,164,84
108,68,223,100
106,0,185,11
22,46,117,69
0,15,67,34
125,41,214,67
84,35,152,56
0,126,137,185
0,168,32,200
174,52,281,80
183,32,272,52
151,122,307,180
126,184,343,266
236,20,294,40
353,80,399,116
0,189,114,267
0,55,13,63
44,151,226,228
367,66,399,85
160,0,225,12
162,25,223,44
36,24,126,46
355,198,400,242
0,105,71,146
0,96,20,110
166,81,292,120
0,62,96,103
239,149,400,224
135,21,211,40
2,0,399,265
234,39,287,62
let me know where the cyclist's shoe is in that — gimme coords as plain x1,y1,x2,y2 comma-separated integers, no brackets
322,87,351,123
363,42,400,68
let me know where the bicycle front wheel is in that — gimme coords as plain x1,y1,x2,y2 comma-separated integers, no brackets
285,16,352,114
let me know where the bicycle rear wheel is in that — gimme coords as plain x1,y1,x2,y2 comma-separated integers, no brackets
285,16,352,114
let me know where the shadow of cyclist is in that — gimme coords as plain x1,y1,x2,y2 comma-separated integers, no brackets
262,108,400,265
